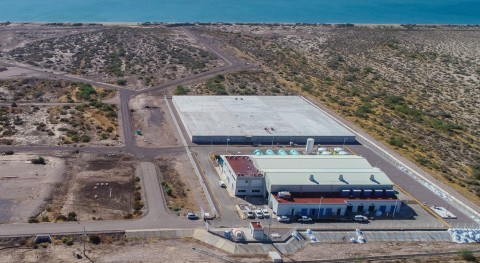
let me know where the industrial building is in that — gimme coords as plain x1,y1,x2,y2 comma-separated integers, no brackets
218,153,399,218
172,96,356,144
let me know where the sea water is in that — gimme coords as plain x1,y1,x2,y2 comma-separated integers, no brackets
0,0,479,24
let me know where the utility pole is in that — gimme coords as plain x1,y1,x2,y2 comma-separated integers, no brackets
83,226,86,256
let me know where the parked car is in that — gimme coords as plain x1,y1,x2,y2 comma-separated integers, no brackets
219,181,226,188
354,215,368,222
261,208,270,218
246,209,254,219
277,215,290,222
187,212,198,220
298,216,312,222
254,210,264,219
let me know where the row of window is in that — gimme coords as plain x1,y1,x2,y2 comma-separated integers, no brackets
237,189,261,193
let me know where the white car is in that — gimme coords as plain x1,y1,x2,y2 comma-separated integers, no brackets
298,216,313,222
261,208,270,218
354,215,368,222
277,215,290,222
246,210,254,219
219,181,226,188
254,210,263,219
187,212,198,220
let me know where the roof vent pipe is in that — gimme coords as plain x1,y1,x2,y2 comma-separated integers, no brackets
370,174,375,181
339,174,344,181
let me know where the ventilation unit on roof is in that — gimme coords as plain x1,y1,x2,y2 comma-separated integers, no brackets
339,174,344,181
370,174,375,181
309,174,314,181
278,191,292,200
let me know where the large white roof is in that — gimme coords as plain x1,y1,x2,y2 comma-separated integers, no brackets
172,96,354,137
250,155,393,187
253,155,373,170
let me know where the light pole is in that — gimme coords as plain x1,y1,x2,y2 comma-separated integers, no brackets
268,218,272,241
392,199,399,218
226,138,230,153
272,135,274,147
317,196,323,219
210,139,213,151
342,138,346,148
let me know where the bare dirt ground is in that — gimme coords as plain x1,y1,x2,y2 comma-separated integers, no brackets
129,94,181,147
195,24,480,205
0,237,265,263
156,153,210,216
36,153,138,222
0,236,478,263
290,241,480,262
1,24,224,89
0,154,65,223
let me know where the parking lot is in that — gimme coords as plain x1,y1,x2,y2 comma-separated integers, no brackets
192,144,458,230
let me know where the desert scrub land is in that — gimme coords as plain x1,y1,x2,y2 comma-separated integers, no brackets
7,26,223,88
157,156,198,214
0,81,119,146
196,25,480,204
0,78,114,102
178,70,296,96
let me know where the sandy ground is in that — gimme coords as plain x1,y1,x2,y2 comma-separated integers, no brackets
0,237,478,263
290,241,480,262
38,153,137,222
0,154,65,223
156,152,211,216
130,94,181,147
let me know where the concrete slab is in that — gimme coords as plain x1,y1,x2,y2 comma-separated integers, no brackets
173,96,355,144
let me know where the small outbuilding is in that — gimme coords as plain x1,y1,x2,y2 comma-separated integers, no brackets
249,221,264,240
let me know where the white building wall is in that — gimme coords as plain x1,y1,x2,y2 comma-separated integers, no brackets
271,196,401,217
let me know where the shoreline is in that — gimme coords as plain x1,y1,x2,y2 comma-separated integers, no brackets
2,21,480,27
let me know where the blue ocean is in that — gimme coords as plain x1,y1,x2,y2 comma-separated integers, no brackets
0,0,479,24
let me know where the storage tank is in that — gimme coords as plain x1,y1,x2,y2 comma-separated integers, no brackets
253,149,263,155
305,138,315,154
265,149,276,155
277,149,287,155
333,147,344,153
289,149,299,155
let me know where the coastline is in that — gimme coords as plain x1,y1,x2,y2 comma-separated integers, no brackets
2,21,480,27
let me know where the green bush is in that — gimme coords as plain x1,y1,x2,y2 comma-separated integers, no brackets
116,79,127,86
460,250,476,261
31,157,46,165
133,201,144,211
28,217,39,223
65,240,74,246
67,211,77,221
89,235,101,245
76,83,96,100
174,85,189,95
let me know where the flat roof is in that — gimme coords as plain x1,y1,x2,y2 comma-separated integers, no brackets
250,222,263,229
266,170,392,186
172,96,354,138
272,192,397,204
253,155,374,170
224,155,263,178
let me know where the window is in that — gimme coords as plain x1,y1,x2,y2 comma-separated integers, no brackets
252,190,260,193
238,190,246,193
245,180,248,183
